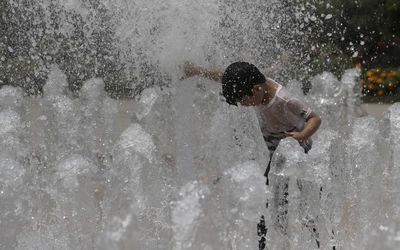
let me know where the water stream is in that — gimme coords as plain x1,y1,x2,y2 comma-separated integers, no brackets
1,0,400,249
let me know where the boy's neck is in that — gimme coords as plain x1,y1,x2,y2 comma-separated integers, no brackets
261,79,279,105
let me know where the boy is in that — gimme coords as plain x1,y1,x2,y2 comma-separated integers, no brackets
181,61,322,249
181,61,321,175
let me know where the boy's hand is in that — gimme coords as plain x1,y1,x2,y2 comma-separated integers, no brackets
180,61,198,80
280,51,290,65
284,131,307,144
285,112,321,145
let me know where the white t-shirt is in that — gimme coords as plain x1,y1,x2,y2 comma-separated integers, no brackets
253,79,312,153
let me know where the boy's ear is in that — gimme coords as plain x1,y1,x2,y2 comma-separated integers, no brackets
253,84,262,93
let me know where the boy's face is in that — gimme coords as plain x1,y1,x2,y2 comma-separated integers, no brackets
239,85,264,106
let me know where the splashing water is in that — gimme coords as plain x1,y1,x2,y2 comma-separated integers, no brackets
1,0,400,249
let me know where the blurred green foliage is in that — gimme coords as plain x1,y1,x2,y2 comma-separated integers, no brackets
280,0,400,95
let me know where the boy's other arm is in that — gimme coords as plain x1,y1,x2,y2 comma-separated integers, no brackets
181,61,224,82
284,112,322,143
260,51,290,76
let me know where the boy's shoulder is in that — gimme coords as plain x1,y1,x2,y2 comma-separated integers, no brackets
274,84,294,102
274,81,308,105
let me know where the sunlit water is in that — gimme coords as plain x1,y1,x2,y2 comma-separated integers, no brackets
1,0,400,249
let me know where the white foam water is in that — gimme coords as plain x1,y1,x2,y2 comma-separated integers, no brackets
1,0,400,249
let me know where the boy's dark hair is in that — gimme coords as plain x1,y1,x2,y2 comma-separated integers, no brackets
222,62,266,105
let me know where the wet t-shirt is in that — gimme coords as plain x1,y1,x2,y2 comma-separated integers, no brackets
254,79,312,153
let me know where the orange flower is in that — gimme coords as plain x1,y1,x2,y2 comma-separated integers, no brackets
375,68,382,73
388,82,395,88
380,72,387,78
367,83,375,90
377,89,385,96
390,71,397,77
355,63,362,68
360,79,365,85
366,70,374,77
368,76,377,82
376,78,383,84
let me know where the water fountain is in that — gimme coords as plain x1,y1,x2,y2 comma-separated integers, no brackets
1,0,400,249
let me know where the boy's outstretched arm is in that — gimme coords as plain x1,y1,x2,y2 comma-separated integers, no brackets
181,61,224,82
284,112,322,143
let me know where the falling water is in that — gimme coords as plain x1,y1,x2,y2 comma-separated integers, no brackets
1,0,400,249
